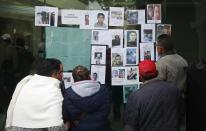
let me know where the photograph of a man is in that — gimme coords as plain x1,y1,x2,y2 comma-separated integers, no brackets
112,53,123,66
92,72,98,81
119,69,125,78
154,5,161,20
94,13,107,28
147,5,154,20
112,35,120,47
93,31,99,41
127,31,137,47
85,14,89,25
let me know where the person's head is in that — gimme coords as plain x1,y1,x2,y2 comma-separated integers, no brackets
93,73,98,80
163,25,171,35
36,58,63,81
154,5,161,20
97,13,105,24
115,54,122,65
129,32,137,41
97,53,101,58
85,15,89,19
148,5,154,19
156,34,174,54
114,35,120,40
119,71,124,78
72,65,90,82
139,60,158,82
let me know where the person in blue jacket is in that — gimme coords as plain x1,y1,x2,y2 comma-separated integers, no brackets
63,65,110,131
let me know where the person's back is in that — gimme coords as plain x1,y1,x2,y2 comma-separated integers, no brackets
124,80,182,131
155,34,188,94
6,58,66,131
124,60,183,131
63,65,110,131
156,53,188,91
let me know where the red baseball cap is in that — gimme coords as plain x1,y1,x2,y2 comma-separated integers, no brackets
139,60,157,76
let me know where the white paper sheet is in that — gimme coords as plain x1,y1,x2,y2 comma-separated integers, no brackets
140,43,155,61
109,7,124,26
35,6,58,27
124,30,139,47
93,11,109,30
91,46,106,65
147,4,161,24
111,48,124,66
91,65,106,84
138,10,146,24
156,24,171,40
112,67,126,85
109,29,123,48
125,66,139,85
124,47,139,66
80,10,94,29
91,30,110,46
61,9,82,25
63,72,74,89
141,24,155,43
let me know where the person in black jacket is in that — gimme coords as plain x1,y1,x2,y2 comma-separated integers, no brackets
124,60,183,131
63,65,110,131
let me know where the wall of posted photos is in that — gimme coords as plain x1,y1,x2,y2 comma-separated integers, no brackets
35,4,171,103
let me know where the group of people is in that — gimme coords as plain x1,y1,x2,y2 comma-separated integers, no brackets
5,34,188,131
0,34,34,113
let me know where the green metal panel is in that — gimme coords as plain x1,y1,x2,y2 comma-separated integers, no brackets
46,27,91,71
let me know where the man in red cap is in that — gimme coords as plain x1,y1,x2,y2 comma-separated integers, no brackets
124,60,184,131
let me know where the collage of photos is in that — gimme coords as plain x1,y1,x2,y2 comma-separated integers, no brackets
112,67,126,85
35,6,58,27
35,5,170,88
91,46,106,65
147,4,161,23
111,66,139,86
80,10,109,30
109,7,124,26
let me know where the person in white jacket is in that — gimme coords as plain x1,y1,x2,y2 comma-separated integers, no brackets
6,58,67,131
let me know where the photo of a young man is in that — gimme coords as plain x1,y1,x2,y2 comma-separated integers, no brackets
94,13,107,28
127,31,137,47
112,53,123,66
